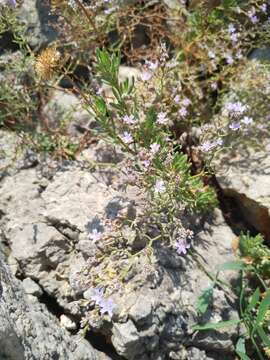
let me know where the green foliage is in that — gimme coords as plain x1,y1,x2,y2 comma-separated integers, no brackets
196,286,214,315
239,232,270,277
195,235,270,359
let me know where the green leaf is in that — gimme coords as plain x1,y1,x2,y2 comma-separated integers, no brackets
236,338,251,360
217,260,246,272
247,288,260,313
93,96,107,116
256,290,270,326
257,326,270,347
236,351,251,360
236,337,246,353
192,318,240,331
196,286,213,315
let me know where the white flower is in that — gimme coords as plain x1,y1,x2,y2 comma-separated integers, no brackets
122,115,136,124
179,107,188,117
140,71,153,81
121,132,133,144
241,116,253,125
90,229,102,243
154,180,166,193
157,112,169,125
150,143,160,155
208,50,216,59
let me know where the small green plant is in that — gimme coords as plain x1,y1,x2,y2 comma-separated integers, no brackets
194,233,270,360
89,49,217,216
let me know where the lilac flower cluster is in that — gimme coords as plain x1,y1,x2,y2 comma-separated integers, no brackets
224,101,247,117
89,287,116,317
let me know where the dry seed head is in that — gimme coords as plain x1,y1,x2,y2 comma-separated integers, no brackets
35,46,61,80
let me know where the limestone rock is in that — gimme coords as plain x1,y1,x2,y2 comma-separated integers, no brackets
17,0,57,48
111,320,142,359
0,255,101,360
22,277,43,297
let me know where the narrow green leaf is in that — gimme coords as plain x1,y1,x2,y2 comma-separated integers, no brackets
192,318,240,331
217,260,246,272
256,290,270,327
257,326,270,347
236,351,251,360
196,286,213,315
236,337,246,354
247,288,260,313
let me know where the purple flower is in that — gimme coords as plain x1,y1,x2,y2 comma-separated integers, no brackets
150,142,160,155
225,101,247,116
260,4,267,13
250,15,259,23
157,112,169,125
154,180,166,193
176,239,190,255
89,229,102,243
90,287,104,304
230,32,239,43
226,54,234,65
229,122,241,131
181,97,191,107
174,94,180,103
142,159,151,168
122,114,136,125
211,82,218,90
140,71,153,81
200,138,223,152
241,116,253,125
99,298,116,317
178,107,188,117
248,8,259,23
145,60,159,70
121,131,133,144
199,141,216,152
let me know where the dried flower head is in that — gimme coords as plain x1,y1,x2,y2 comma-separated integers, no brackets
35,46,61,80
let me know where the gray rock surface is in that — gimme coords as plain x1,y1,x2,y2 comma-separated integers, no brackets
0,255,102,360
0,132,239,359
17,0,57,48
41,90,95,137
212,61,270,243
22,277,43,297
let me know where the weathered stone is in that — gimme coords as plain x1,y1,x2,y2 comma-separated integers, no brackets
60,314,77,331
129,294,152,325
17,0,57,48
41,90,95,137
0,157,239,360
111,320,142,359
22,277,43,297
0,255,101,360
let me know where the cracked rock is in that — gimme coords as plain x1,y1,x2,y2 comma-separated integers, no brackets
111,320,142,359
